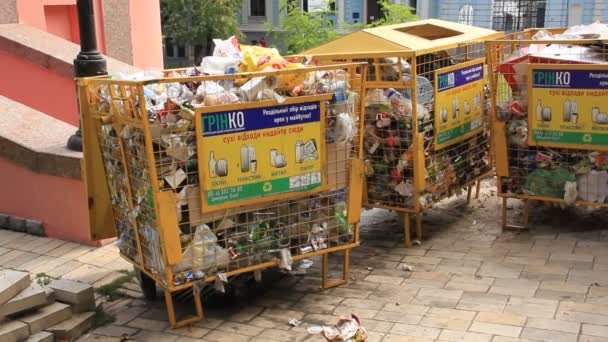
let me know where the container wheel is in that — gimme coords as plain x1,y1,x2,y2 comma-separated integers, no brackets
136,269,157,301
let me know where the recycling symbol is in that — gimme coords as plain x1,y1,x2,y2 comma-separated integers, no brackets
262,182,273,192
583,134,592,143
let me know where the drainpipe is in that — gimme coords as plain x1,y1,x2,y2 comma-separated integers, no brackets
67,0,108,152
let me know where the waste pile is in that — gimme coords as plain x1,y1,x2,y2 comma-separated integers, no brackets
91,37,361,286
363,58,491,208
495,22,608,204
308,314,368,342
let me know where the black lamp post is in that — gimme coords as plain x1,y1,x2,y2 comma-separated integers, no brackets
67,0,108,152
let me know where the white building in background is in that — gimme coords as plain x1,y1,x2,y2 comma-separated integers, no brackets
164,0,606,67
415,0,607,31
238,0,415,44
237,0,606,46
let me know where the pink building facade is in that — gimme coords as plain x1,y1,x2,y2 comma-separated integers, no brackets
0,0,162,243
6,0,163,70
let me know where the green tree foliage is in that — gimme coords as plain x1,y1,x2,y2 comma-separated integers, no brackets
369,0,417,27
267,0,416,55
161,0,243,63
266,0,339,55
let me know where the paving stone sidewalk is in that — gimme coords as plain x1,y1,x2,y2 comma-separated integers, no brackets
2,181,608,342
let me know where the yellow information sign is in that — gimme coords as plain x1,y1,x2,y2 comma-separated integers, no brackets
196,98,327,212
434,58,485,150
527,64,608,151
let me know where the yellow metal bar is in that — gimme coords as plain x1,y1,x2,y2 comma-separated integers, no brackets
347,159,364,225
164,288,204,329
189,242,361,287
415,212,422,242
492,120,509,177
135,85,175,288
79,83,116,241
88,63,368,85
413,133,426,193
156,191,184,266
498,193,608,208
402,212,411,247
364,203,416,213
321,249,350,289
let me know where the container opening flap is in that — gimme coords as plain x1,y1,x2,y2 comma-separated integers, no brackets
395,23,463,40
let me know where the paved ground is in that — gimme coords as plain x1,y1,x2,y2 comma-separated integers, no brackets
3,180,608,342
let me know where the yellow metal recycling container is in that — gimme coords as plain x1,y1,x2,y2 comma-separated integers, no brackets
487,28,608,229
80,63,367,327
299,19,504,246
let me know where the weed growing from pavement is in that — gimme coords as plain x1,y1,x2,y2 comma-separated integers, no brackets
96,270,136,301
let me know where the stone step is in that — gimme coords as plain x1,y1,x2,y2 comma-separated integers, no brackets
0,283,47,318
48,279,95,313
46,311,94,342
44,288,55,304
26,331,54,342
18,302,71,335
0,321,29,342
0,270,30,305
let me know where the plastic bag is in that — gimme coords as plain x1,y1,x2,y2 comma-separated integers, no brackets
212,36,241,58
577,170,608,203
524,168,576,198
278,248,293,271
334,113,357,144
174,225,230,273
561,21,608,39
201,56,241,75
195,81,225,97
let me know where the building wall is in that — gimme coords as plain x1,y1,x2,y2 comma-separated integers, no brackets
43,4,79,43
0,157,91,243
129,0,163,69
419,0,606,30
15,0,106,53
0,51,79,126
9,0,163,69
344,0,364,24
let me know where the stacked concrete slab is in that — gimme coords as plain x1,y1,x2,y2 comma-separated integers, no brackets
0,270,96,342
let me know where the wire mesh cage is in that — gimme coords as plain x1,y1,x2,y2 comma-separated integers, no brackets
298,19,502,246
487,27,608,230
82,63,366,327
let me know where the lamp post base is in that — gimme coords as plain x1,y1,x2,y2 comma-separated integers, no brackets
67,128,83,152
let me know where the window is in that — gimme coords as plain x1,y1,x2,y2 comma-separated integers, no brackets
409,0,417,14
177,46,186,58
250,0,266,16
165,38,175,58
458,5,474,26
491,0,546,32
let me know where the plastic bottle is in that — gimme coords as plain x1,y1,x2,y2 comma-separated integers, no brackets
240,145,250,172
209,152,217,178
536,99,543,121
295,141,303,163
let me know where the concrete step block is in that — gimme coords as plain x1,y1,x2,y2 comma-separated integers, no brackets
26,331,54,342
0,270,30,305
18,302,71,334
46,311,94,342
0,321,29,342
44,288,55,304
48,280,95,313
0,283,47,318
